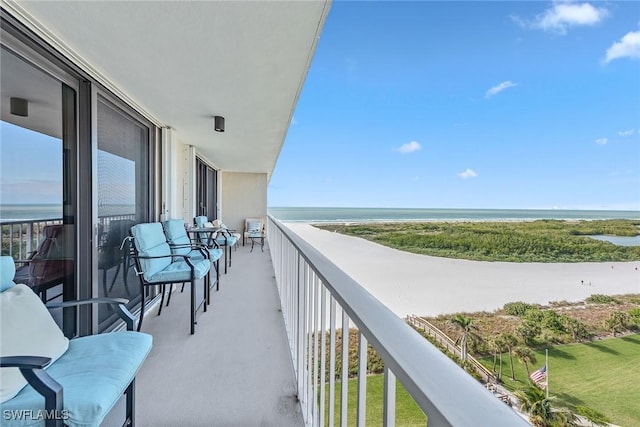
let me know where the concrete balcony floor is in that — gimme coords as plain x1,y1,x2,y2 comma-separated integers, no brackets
133,241,303,427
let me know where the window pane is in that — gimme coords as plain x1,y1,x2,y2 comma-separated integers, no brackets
97,97,150,331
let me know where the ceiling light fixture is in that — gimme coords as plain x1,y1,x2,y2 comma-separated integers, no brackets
214,116,225,132
10,97,28,117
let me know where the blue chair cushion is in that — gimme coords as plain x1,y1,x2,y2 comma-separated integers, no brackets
0,331,152,427
162,220,217,261
215,234,238,247
207,248,223,262
145,258,210,283
194,216,207,228
130,223,172,281
1,256,16,292
162,220,192,257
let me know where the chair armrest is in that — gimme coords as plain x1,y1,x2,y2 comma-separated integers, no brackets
47,298,136,330
0,356,63,421
0,356,52,369
167,243,212,259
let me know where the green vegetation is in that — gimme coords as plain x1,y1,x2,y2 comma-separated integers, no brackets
326,374,426,426
478,335,640,427
585,294,621,304
316,219,640,262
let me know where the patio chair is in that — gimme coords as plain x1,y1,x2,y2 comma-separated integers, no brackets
194,216,238,274
243,217,265,246
98,219,135,298
13,224,73,303
0,256,152,427
162,219,223,305
211,219,241,250
129,222,211,334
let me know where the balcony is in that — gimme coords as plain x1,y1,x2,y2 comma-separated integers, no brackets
2,216,528,425
127,216,528,426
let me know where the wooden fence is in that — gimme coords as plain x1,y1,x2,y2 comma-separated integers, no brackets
406,315,496,383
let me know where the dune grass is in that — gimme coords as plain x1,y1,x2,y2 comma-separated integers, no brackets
479,334,640,426
316,219,640,262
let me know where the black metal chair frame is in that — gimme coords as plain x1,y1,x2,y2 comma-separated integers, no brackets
127,236,210,335
164,241,220,308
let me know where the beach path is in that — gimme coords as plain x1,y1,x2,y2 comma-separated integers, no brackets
284,223,640,317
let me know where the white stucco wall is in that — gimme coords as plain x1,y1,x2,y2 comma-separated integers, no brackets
220,172,267,234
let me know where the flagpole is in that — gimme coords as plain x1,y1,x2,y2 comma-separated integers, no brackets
545,348,549,398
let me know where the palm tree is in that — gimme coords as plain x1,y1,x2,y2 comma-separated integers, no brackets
514,346,537,377
514,383,577,426
500,333,518,381
449,314,476,361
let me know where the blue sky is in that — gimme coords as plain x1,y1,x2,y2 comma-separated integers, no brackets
268,1,640,210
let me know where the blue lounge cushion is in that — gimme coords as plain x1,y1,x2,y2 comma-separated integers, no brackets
0,331,152,427
0,256,16,292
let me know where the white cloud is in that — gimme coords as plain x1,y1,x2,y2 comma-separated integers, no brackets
458,168,478,179
513,2,608,34
395,141,421,154
485,81,517,98
618,129,636,136
595,138,608,145
604,31,640,63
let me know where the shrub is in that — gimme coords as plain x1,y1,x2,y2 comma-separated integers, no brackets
503,301,537,316
586,294,621,304
627,307,640,325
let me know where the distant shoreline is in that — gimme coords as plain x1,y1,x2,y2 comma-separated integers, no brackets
269,206,640,224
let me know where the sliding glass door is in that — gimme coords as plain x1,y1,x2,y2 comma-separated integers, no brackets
96,96,155,331
196,157,217,220
0,44,79,336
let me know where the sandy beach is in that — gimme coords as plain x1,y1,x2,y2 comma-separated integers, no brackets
284,223,640,318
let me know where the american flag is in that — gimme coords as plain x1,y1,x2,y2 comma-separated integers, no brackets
529,365,547,387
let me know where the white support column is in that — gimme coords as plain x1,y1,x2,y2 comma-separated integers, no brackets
160,127,179,220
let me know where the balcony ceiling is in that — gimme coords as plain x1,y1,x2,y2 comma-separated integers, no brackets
5,1,330,177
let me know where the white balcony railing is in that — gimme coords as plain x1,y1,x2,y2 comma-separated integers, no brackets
268,215,529,427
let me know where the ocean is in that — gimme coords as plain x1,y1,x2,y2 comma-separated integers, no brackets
0,204,63,222
0,204,134,222
268,207,640,223
3,204,639,224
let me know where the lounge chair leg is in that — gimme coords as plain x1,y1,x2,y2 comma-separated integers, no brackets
137,285,145,332
203,274,208,312
166,284,175,307
125,380,135,427
190,280,196,335
158,285,166,316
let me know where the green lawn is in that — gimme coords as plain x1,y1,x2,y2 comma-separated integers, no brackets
479,334,640,426
325,374,426,426
322,335,640,426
